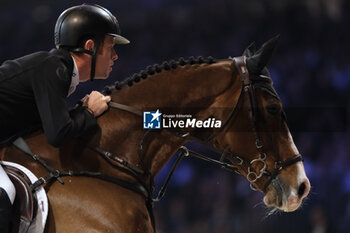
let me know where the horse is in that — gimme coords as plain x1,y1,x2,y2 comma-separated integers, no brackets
1,36,310,233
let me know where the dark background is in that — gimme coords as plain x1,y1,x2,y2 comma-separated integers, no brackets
1,0,349,232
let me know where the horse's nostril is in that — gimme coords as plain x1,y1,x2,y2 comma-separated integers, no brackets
297,182,306,198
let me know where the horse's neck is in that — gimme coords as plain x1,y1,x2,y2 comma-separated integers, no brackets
100,60,241,176
112,61,235,108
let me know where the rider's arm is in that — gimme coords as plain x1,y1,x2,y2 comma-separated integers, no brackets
31,56,97,147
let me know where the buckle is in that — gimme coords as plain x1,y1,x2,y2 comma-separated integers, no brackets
180,146,189,157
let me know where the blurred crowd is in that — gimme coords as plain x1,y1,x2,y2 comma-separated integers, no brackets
0,0,349,232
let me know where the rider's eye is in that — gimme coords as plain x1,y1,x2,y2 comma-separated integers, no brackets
266,104,281,115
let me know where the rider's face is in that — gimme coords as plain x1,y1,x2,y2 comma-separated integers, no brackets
94,35,118,79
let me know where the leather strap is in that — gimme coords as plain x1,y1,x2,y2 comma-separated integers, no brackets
234,56,250,86
109,102,143,116
263,154,303,191
12,137,64,185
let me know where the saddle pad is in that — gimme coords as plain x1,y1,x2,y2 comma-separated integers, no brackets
2,161,48,233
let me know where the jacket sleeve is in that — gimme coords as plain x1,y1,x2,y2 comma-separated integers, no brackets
31,56,97,147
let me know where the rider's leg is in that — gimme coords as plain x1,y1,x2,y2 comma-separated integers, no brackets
0,164,16,233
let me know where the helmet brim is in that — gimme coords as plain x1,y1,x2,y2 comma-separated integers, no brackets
110,33,130,44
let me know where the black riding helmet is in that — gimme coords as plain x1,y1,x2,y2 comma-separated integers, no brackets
54,4,130,80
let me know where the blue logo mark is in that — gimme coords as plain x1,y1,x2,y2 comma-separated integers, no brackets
143,109,162,129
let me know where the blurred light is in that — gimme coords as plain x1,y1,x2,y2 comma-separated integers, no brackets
332,66,350,90
343,171,350,193
172,163,193,186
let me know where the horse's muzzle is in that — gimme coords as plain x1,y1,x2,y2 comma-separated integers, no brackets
263,163,310,212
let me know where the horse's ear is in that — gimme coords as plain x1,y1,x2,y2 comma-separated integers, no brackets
243,42,256,57
246,35,279,74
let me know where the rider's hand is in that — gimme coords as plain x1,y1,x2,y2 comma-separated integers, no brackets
82,91,111,117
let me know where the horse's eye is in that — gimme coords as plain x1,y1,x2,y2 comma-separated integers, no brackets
266,104,281,115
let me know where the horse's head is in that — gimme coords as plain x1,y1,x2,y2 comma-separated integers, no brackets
212,36,310,212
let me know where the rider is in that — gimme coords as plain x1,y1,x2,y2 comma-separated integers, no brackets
0,4,129,232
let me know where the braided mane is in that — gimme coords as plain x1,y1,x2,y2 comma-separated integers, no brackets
102,56,217,95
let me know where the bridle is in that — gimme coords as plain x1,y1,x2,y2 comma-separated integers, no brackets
104,56,303,194
226,56,303,191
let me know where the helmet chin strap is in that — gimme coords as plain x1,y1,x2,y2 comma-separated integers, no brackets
89,42,100,81
70,41,100,81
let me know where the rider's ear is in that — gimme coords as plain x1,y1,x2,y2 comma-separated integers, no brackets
84,39,95,52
